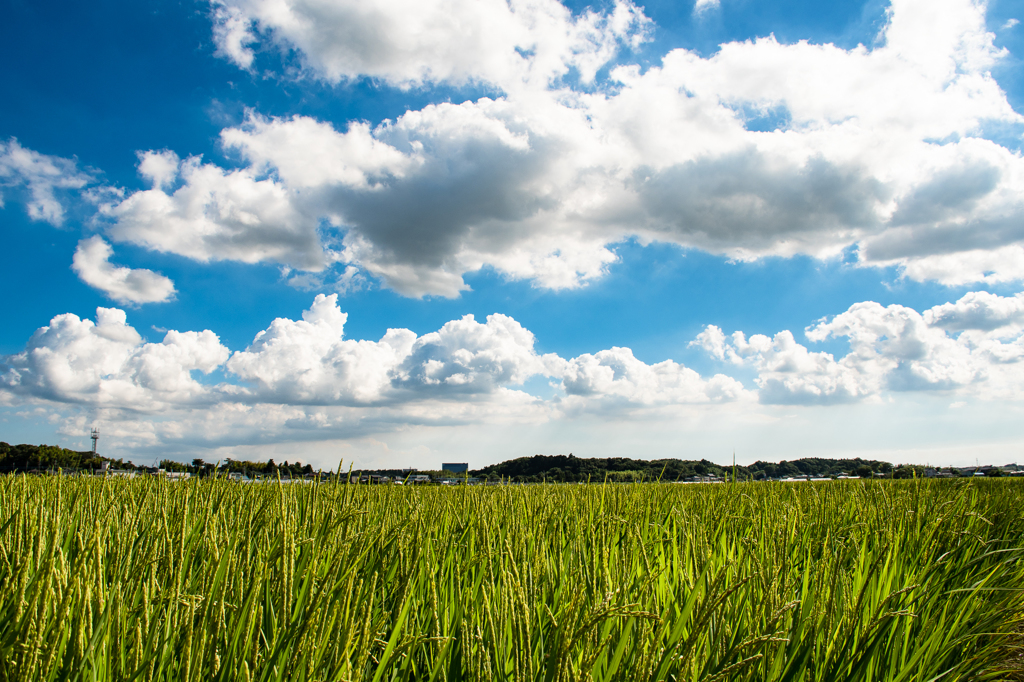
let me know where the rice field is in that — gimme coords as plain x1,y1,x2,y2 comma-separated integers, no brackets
0,475,1022,681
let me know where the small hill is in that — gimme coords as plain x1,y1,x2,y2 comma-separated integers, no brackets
472,453,892,482
0,442,126,472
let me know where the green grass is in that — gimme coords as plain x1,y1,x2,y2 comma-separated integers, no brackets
0,476,1022,681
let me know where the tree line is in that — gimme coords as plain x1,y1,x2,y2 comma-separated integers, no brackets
468,454,949,483
0,442,135,473
0,442,997,481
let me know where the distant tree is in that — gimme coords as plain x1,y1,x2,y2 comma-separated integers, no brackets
160,459,188,472
893,466,914,479
776,462,801,478
853,465,873,478
986,468,1003,477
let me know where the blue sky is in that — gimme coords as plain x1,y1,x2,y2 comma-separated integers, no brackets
2,0,1024,469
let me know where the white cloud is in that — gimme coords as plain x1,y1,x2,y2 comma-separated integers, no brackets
924,290,1024,331
395,313,554,393
888,245,1024,286
693,0,720,17
228,296,555,403
226,294,417,404
97,0,1024,296
696,291,1024,404
557,346,751,412
221,116,416,191
211,4,257,70
72,236,176,304
208,0,650,89
695,326,879,404
2,294,747,422
136,150,181,190
1,308,228,409
103,153,327,270
807,302,978,393
0,139,92,226
4,289,1024,458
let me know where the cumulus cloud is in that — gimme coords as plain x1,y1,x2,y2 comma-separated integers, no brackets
103,153,327,270
806,302,978,393
924,290,1024,331
0,139,92,226
224,297,753,410
5,290,1024,453
2,294,747,420
136,150,181,190
392,313,551,395
208,0,650,88
72,236,176,304
694,326,879,404
1,308,228,409
696,290,1024,404
211,4,257,70
226,294,417,404
96,0,1024,295
558,346,750,410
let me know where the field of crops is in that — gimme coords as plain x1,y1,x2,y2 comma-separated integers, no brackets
0,476,1022,682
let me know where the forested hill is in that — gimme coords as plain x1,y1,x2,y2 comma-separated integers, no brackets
471,454,892,482
0,443,317,477
0,442,125,472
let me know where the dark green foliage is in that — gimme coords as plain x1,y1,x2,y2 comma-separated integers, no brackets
892,465,931,479
0,442,110,472
159,459,188,472
471,453,894,482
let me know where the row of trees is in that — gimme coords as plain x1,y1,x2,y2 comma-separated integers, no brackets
0,443,319,478
471,454,727,483
159,458,317,478
1,443,1006,482
472,454,906,483
0,442,135,472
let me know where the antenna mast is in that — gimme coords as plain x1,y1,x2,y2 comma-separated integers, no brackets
91,428,99,454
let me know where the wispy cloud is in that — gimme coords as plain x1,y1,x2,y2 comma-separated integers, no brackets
693,0,720,17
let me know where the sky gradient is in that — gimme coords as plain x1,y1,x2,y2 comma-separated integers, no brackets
2,0,1024,470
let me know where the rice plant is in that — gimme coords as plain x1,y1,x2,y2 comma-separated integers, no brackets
0,475,1021,681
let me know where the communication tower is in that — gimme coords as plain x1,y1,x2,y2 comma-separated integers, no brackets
91,428,99,454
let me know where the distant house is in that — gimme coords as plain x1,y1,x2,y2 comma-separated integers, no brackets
442,463,469,474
